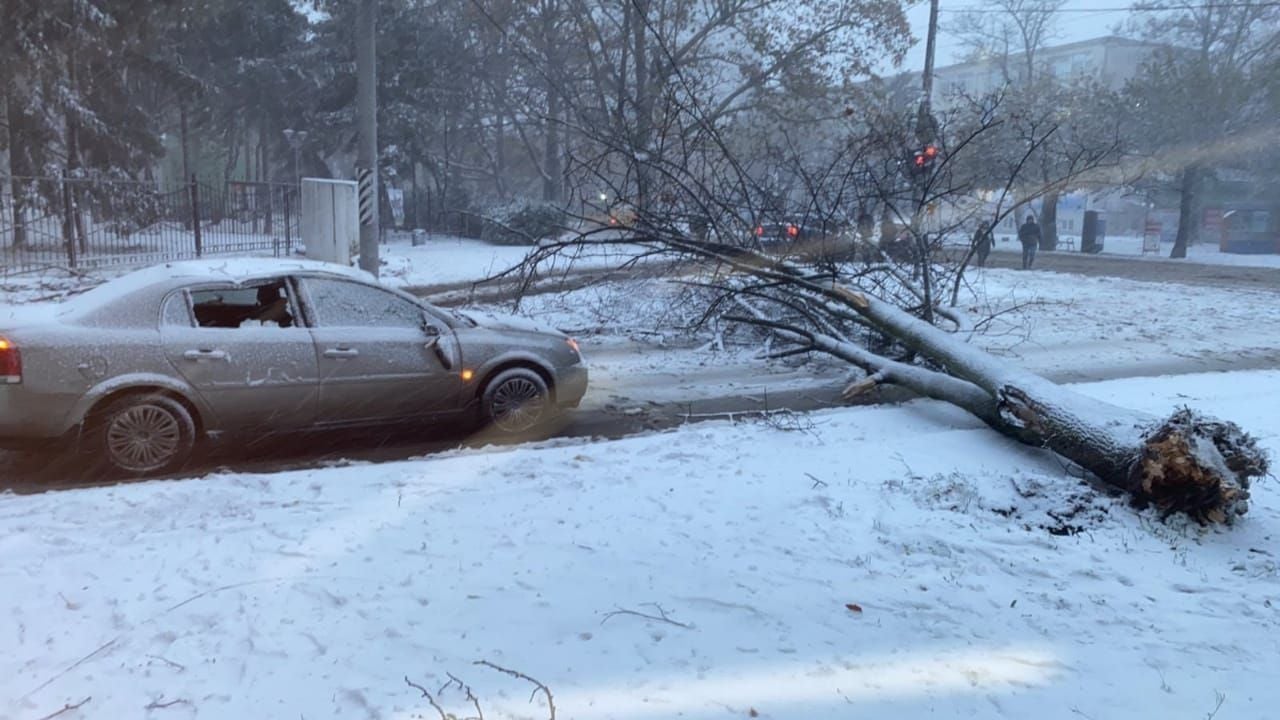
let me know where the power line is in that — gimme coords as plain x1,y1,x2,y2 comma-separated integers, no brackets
938,2,1280,12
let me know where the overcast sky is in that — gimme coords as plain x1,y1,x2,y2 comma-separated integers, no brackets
897,0,1135,72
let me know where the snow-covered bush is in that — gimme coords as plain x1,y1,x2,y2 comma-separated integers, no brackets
480,200,566,245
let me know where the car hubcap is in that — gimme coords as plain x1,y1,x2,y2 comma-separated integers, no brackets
106,405,181,472
490,377,547,433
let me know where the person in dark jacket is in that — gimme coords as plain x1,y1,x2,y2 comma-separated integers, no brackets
1018,215,1042,269
972,220,994,267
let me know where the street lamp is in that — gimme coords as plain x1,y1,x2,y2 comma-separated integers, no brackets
282,128,309,185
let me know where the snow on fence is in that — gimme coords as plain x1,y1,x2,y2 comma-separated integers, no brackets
0,174,301,276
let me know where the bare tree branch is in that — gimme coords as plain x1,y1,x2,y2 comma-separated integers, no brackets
473,660,556,720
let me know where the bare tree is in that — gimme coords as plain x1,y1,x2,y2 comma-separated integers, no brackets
950,0,1072,250
1124,0,1280,258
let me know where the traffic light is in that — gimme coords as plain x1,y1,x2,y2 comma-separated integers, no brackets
910,144,940,173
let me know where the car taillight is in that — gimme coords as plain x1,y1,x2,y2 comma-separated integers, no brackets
0,336,20,384
566,337,581,354
755,225,764,236
787,224,799,237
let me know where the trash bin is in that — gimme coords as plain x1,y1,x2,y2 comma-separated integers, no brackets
412,229,428,247
1082,210,1105,254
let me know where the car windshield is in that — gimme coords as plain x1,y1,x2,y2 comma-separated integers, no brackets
3,2,1279,719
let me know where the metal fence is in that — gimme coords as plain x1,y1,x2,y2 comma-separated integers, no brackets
0,174,301,276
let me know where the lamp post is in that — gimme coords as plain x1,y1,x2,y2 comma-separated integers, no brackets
282,128,308,185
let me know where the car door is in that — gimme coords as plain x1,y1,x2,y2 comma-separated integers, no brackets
298,275,462,426
159,278,319,432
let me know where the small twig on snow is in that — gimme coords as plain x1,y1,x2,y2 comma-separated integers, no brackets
600,603,692,628
1205,691,1226,720
34,697,91,720
405,676,448,720
144,697,190,710
146,654,186,672
806,472,828,489
473,660,556,720
446,672,485,720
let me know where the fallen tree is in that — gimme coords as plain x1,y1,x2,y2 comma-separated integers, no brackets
488,52,1269,523
513,231,1267,523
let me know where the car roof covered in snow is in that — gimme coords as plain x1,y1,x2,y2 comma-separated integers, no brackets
56,258,379,327
109,257,373,288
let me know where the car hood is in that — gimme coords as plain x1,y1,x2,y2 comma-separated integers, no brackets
459,310,565,337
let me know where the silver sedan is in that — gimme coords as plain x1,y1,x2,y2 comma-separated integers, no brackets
0,258,587,476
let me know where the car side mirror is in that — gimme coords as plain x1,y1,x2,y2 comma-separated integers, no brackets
421,312,441,335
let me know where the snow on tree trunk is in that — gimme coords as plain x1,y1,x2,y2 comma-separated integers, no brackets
1039,191,1059,251
844,287,1266,523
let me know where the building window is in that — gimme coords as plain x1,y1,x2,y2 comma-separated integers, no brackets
1071,53,1092,76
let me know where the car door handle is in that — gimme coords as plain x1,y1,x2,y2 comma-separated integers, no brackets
183,349,228,361
323,347,360,359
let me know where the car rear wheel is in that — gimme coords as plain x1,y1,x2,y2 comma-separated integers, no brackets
481,368,550,435
94,393,196,477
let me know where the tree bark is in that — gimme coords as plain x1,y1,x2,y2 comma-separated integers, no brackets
64,29,88,254
1170,164,1201,259
262,123,273,235
1039,190,1059,251
543,83,563,204
4,90,25,249
632,0,652,212
179,104,192,187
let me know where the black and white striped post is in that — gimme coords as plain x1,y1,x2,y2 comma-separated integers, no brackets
357,168,375,227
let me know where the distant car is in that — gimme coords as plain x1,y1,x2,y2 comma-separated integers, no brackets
0,259,588,476
752,220,852,259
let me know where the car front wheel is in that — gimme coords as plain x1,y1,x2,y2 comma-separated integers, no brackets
480,368,550,435
94,393,196,477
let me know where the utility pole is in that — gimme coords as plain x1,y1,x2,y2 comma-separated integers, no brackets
356,0,379,276
917,0,940,144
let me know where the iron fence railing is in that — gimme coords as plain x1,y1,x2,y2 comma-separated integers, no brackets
0,174,301,276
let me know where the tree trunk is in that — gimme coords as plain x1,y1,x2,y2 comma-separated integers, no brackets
3,90,24,249
543,83,563,204
180,104,192,187
632,0,651,212
262,124,273,235
494,100,508,200
1170,165,1201,259
839,288,1264,523
64,35,88,255
1039,191,1059,251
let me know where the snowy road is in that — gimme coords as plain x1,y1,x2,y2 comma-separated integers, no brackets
5,256,1280,487
6,348,1280,493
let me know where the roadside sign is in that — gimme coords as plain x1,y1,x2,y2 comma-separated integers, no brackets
387,187,405,227
1203,209,1225,250
1143,220,1162,254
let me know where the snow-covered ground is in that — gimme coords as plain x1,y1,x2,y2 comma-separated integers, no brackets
3,369,1277,720
991,233,1280,268
378,232,656,290
0,233,653,304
